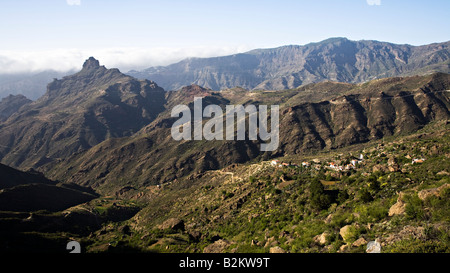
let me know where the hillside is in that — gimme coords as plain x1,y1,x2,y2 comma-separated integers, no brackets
0,163,138,253
74,120,450,253
128,38,450,91
3,121,448,253
0,163,97,212
0,94,32,122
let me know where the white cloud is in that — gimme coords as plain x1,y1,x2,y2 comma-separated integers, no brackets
66,0,81,6
0,46,253,74
367,0,381,5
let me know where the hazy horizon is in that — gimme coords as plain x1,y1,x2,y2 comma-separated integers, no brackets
1,0,449,74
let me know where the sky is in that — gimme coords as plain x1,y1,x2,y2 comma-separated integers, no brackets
0,0,449,73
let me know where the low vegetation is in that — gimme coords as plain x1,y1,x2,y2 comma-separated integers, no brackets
81,121,450,253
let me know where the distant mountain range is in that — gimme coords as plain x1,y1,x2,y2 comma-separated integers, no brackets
1,38,448,101
128,37,450,91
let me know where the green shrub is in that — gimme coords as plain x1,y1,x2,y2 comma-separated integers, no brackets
337,190,349,204
404,194,425,220
329,211,355,229
386,239,449,253
425,188,450,222
359,188,373,202
309,178,332,210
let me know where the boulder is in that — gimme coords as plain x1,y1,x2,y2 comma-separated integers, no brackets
373,164,387,173
387,157,397,166
340,225,351,242
324,214,333,224
313,232,329,245
387,157,399,172
269,246,286,253
388,192,406,216
264,236,279,248
339,244,349,252
203,239,230,253
351,237,367,247
339,224,358,243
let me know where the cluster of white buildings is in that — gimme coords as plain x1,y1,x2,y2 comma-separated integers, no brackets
270,160,298,168
271,154,365,172
327,154,364,171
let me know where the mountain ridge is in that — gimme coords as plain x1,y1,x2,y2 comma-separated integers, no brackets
128,38,450,91
0,57,166,169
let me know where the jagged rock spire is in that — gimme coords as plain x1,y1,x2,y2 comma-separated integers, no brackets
82,57,100,70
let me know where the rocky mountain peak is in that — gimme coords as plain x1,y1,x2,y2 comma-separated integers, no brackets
82,57,101,70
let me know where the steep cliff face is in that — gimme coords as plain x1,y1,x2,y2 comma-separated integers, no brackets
129,38,450,91
279,73,450,153
278,89,450,154
0,57,166,168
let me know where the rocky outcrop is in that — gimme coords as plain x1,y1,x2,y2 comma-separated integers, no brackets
313,232,329,245
83,56,101,70
417,183,450,201
269,246,286,253
340,225,353,243
203,239,231,253
383,225,426,246
388,192,407,216
351,237,367,247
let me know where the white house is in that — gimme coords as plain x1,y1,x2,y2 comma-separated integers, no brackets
412,158,425,164
271,160,280,167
